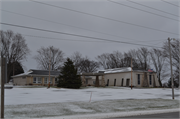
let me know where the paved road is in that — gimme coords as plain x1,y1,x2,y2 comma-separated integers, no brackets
108,111,179,119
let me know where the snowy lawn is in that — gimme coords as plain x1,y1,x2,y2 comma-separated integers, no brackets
4,86,180,118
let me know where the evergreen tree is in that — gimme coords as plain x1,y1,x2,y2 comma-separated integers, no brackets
8,61,24,82
57,58,82,89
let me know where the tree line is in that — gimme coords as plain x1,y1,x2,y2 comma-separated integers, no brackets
0,30,179,87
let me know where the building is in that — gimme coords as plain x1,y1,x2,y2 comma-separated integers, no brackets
81,67,160,87
12,69,60,86
12,67,160,88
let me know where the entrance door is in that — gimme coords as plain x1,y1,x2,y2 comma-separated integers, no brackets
121,78,124,86
114,79,116,86
107,79,109,86
126,79,130,87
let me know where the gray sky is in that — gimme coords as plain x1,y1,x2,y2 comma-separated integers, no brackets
0,0,179,72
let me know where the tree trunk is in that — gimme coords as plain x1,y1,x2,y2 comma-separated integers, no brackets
158,73,162,87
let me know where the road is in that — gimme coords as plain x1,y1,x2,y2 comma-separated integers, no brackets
108,111,179,118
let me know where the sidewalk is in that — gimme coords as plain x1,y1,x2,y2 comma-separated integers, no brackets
35,108,180,119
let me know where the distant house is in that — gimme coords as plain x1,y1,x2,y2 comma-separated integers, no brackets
12,69,60,86
81,67,160,87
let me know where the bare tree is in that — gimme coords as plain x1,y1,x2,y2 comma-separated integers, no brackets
34,46,64,70
70,51,83,72
150,48,166,87
79,57,99,73
123,49,140,68
0,30,30,82
163,39,179,81
136,47,150,70
96,53,110,69
96,50,145,69
96,51,123,69
71,52,99,73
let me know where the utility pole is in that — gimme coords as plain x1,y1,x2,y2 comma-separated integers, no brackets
168,37,174,99
48,47,51,89
0,37,2,118
131,57,133,89
1,58,6,118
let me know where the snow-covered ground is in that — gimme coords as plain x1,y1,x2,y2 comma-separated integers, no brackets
4,86,180,118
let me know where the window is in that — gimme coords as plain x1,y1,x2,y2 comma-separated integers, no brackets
137,74,140,85
44,77,48,84
33,77,36,83
114,79,116,86
33,77,42,84
149,75,152,85
121,78,124,86
55,78,59,84
44,77,53,84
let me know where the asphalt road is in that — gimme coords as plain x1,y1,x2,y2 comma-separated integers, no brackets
108,111,180,119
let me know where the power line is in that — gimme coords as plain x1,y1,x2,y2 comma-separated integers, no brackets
23,34,108,43
161,0,180,7
23,34,166,44
1,9,167,43
0,9,157,42
151,41,164,46
28,0,179,35
108,0,179,22
0,22,162,48
127,0,179,17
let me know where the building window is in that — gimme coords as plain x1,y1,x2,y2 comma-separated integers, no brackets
149,75,152,85
114,79,116,86
44,77,48,84
137,74,140,85
121,78,124,86
44,77,53,84
33,77,36,83
33,77,42,84
55,78,59,84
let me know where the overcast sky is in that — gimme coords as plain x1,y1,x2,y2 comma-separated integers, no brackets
0,0,179,72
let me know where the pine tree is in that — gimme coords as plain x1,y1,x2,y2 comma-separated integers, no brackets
57,58,82,89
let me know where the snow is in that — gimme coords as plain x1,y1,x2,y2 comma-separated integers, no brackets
3,86,180,118
4,86,180,105
12,70,33,77
40,108,180,119
104,67,132,74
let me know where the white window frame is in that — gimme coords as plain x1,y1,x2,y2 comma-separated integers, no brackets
33,77,42,84
44,77,53,84
44,77,48,84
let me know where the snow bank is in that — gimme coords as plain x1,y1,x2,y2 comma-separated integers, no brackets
5,87,180,105
4,87,180,118
39,108,180,119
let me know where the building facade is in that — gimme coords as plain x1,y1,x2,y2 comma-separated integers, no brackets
82,67,160,87
12,69,60,86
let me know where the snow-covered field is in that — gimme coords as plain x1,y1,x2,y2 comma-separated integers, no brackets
4,86,180,118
